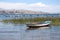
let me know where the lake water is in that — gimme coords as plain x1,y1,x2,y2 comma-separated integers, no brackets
0,14,60,40
0,22,60,40
0,14,60,20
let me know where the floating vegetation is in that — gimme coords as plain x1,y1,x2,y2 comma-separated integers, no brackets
2,17,60,26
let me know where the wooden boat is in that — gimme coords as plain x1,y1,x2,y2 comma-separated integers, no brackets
26,21,51,28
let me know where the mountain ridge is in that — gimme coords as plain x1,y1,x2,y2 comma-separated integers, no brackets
0,9,48,14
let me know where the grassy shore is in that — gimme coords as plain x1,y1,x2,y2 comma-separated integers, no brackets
2,17,60,26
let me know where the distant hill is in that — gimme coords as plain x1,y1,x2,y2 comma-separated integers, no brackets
0,9,48,14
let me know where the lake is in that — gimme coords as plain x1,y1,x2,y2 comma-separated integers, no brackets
0,14,60,20
0,14,60,40
0,22,60,40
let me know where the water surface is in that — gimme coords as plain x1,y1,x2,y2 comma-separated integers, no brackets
0,22,60,40
0,14,60,40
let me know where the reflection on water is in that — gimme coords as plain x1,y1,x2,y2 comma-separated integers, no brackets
0,22,60,40
26,26,50,30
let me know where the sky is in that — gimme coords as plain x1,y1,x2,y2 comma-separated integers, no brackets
0,0,60,13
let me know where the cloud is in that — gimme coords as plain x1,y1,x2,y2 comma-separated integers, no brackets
0,2,60,13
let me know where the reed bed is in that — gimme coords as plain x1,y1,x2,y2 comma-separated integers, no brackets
2,17,60,26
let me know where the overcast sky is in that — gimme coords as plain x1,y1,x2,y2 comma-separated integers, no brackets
0,0,60,13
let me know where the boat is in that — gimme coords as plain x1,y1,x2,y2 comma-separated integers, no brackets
26,21,51,28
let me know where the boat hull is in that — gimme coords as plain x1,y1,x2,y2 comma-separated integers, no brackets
27,24,50,28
